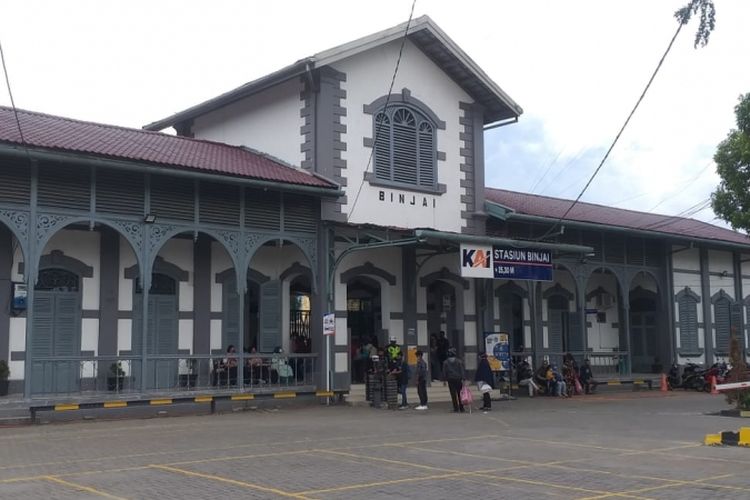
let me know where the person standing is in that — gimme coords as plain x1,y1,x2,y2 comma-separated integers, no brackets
442,348,465,413
386,336,402,361
436,331,450,368
415,350,428,410
475,353,495,411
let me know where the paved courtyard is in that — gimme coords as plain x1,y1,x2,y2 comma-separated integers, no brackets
0,391,748,499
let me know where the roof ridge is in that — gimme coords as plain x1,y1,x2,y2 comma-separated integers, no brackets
485,186,694,225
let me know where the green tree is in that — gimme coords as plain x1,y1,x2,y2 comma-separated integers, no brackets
712,93,750,232
675,0,716,48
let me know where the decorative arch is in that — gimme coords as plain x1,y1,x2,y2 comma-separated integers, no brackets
215,267,270,285
711,289,735,304
363,88,446,129
495,280,528,299
675,286,701,303
0,209,29,267
37,250,93,278
125,255,188,283
419,267,470,290
340,261,396,286
629,285,657,302
281,261,312,283
629,269,661,292
245,235,317,290
543,283,574,301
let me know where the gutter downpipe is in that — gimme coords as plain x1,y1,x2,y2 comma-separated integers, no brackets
413,229,592,255
505,212,750,252
0,144,343,198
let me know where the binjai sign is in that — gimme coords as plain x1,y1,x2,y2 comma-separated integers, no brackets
460,244,553,281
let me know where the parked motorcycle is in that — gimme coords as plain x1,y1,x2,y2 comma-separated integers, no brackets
680,362,706,391
702,362,729,392
667,362,682,390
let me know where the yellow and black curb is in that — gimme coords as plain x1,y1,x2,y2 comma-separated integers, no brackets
31,389,343,423
704,427,750,446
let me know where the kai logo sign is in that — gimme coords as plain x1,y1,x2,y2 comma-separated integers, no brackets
460,245,493,278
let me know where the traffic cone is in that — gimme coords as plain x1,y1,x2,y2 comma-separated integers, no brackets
710,375,719,395
660,373,668,392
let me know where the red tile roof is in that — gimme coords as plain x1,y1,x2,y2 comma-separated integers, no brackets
486,188,750,246
0,106,335,189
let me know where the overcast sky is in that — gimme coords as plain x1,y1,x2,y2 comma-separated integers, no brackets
1,0,748,229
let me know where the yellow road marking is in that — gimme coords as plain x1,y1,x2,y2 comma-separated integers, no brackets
230,394,254,401
576,473,736,499
194,396,213,403
150,464,310,499
44,476,127,500
315,390,334,397
274,392,297,399
149,399,172,405
484,414,510,427
167,449,314,466
54,404,79,411
103,401,127,408
320,449,450,472
298,470,489,495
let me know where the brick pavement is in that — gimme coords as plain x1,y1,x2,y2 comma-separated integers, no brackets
0,391,748,499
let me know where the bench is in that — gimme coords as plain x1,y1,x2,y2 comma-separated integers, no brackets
29,389,340,423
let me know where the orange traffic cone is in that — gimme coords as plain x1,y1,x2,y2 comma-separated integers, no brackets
710,375,719,395
660,373,668,392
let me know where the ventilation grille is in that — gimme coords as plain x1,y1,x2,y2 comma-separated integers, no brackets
604,236,625,264
96,170,144,215
246,190,281,231
626,238,645,266
0,160,30,204
200,182,240,226
582,232,602,261
38,163,90,210
644,241,662,267
150,175,194,221
283,194,318,233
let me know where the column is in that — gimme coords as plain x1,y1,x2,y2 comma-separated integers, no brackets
0,226,12,365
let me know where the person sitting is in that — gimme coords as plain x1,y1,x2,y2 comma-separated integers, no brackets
246,346,265,384
219,345,238,386
579,358,596,394
550,365,567,398
271,347,294,385
516,359,540,397
535,361,550,395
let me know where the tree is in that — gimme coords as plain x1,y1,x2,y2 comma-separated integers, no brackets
711,93,750,232
725,328,750,410
674,0,716,48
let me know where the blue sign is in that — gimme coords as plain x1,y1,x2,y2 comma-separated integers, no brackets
492,247,553,282
484,333,510,371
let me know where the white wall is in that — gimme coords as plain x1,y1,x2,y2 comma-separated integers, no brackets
191,78,305,167
334,38,473,233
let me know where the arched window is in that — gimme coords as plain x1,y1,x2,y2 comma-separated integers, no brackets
373,105,436,189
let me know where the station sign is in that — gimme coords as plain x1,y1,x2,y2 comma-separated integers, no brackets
460,244,553,282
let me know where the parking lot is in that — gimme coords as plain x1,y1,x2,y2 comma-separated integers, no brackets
0,391,748,499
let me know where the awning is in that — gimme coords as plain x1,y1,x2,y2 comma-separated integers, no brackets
413,229,594,255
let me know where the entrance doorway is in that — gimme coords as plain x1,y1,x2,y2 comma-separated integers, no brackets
289,275,311,353
629,292,658,372
427,281,458,353
547,294,570,353
32,268,81,394
498,293,524,352
347,277,381,383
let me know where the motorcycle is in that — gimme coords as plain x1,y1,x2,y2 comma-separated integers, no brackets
667,362,682,390
680,362,706,391
702,362,729,392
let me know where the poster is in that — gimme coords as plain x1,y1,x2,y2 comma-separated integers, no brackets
323,313,335,336
483,332,510,371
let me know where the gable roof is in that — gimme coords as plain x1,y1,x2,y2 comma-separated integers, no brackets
485,187,750,247
144,15,522,132
0,106,336,189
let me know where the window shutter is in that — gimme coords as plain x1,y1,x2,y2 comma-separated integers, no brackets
31,292,55,356
714,297,731,354
392,109,417,185
155,296,178,355
223,290,240,350
418,122,435,187
547,296,566,352
678,295,699,353
374,113,391,181
246,190,281,231
259,280,282,353
283,194,318,233
731,303,743,350
54,294,80,356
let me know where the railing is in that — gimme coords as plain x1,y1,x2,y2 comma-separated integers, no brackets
29,353,318,397
523,351,631,377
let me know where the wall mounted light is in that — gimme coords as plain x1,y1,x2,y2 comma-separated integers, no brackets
143,214,156,224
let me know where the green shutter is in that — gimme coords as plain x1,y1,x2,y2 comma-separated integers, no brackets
678,296,699,353
547,296,566,352
223,290,240,350
259,280,282,353
31,292,55,356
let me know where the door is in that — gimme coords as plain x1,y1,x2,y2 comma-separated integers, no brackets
630,297,657,372
259,280,282,353
547,295,568,353
31,269,81,394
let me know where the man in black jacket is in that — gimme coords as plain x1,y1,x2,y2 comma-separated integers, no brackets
442,348,466,412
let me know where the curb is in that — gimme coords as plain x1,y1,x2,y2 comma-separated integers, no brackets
704,427,750,446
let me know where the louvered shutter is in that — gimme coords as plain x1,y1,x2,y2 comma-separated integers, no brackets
259,280,282,353
155,296,178,355
418,122,435,188
32,292,55,356
568,311,583,352
731,303,743,350
714,297,731,354
374,114,391,181
678,296,699,353
547,296,566,352
223,290,240,350
283,194,318,233
246,190,281,231
392,109,418,185
54,294,80,356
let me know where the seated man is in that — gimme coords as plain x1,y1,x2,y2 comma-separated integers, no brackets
579,358,596,394
516,359,540,397
535,361,550,395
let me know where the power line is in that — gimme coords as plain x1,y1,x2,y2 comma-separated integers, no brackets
0,39,26,144
346,0,417,222
528,147,564,193
537,19,686,241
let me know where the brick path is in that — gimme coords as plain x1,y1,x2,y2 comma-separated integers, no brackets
0,391,747,499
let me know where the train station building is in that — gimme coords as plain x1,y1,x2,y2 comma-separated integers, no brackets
0,16,748,398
